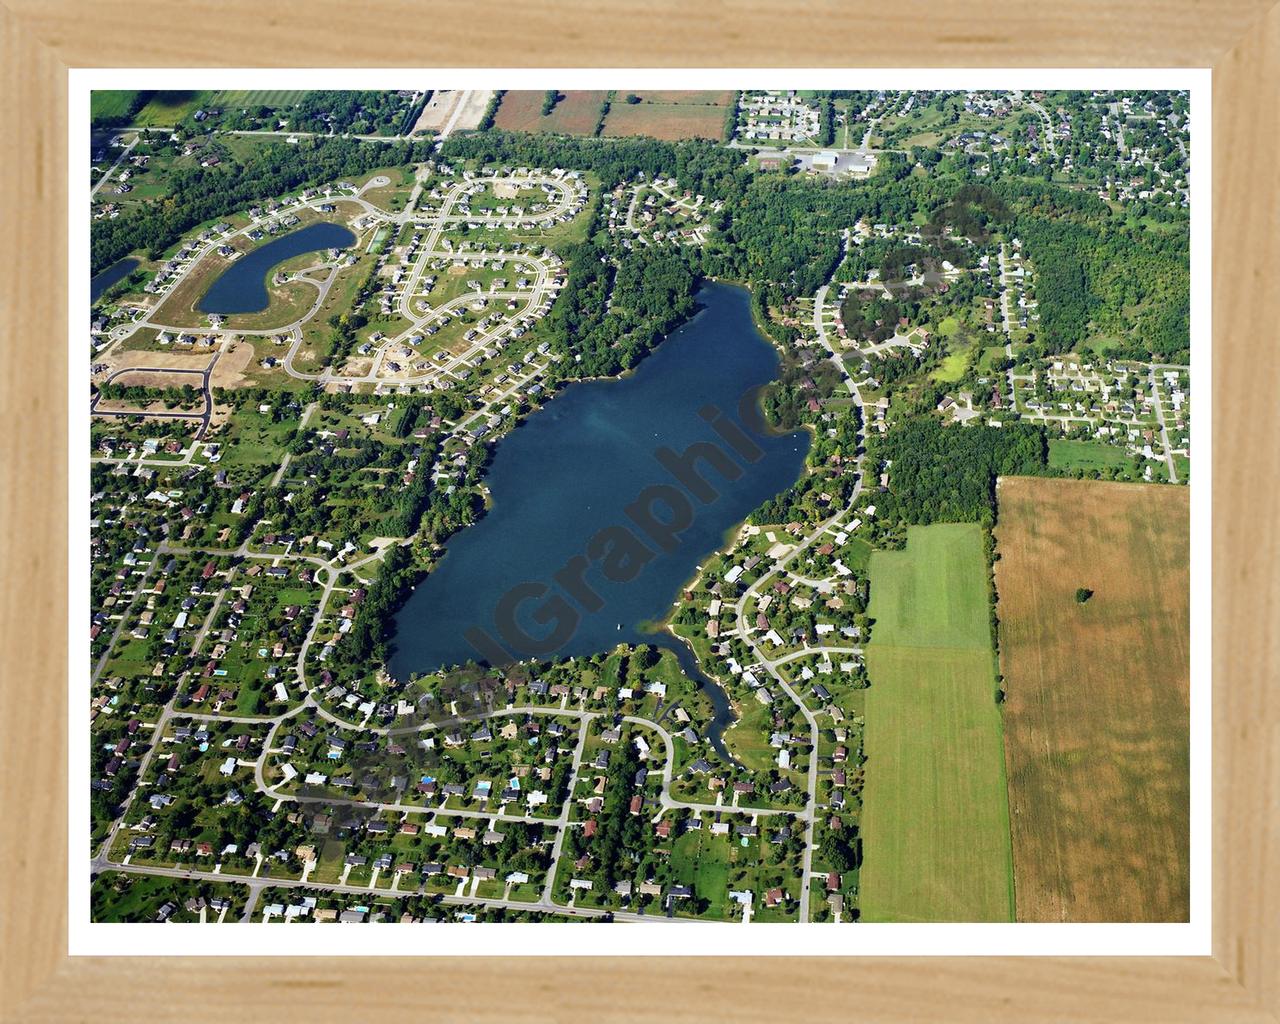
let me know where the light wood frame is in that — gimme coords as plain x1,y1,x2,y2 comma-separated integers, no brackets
2,3,1276,1019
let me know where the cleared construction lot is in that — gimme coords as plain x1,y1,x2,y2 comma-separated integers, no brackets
414,90,494,135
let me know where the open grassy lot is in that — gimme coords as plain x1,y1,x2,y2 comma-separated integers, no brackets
360,164,417,213
931,346,973,383
994,476,1190,922
860,523,1014,922
602,92,733,140
1047,438,1133,473
863,524,993,652
493,90,609,135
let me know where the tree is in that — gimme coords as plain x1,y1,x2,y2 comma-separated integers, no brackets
819,831,858,872
1075,587,1094,603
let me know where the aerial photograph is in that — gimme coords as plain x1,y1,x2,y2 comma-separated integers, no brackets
86,87,1191,926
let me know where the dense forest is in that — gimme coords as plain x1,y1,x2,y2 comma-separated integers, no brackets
868,418,1048,527
443,130,747,199
546,228,700,378
994,178,1190,362
1014,214,1189,362
334,544,417,677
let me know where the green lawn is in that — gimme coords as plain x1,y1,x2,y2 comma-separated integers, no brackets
723,700,777,773
91,871,248,923
839,536,874,572
977,345,1009,373
670,828,732,919
931,348,971,383
860,523,1014,922
1048,439,1133,473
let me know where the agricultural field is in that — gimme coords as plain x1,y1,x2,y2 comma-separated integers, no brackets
492,90,609,136
602,92,735,141
209,90,312,109
91,91,140,122
994,476,1190,922
860,523,1014,922
133,91,213,127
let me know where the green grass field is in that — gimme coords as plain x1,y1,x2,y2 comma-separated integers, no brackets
860,523,1014,922
210,89,311,109
863,524,992,651
977,345,1009,373
839,536,874,572
723,700,778,773
91,91,140,122
931,348,971,383
133,91,213,126
1048,439,1133,472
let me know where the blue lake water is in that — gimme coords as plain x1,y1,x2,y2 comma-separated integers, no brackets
197,221,355,315
91,258,139,303
388,282,810,752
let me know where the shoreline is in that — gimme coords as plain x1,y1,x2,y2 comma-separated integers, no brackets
386,280,807,700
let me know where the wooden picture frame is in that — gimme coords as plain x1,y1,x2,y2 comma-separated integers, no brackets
2,3,1275,1019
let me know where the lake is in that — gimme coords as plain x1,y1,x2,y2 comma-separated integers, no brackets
387,282,811,755
197,221,355,315
91,258,139,303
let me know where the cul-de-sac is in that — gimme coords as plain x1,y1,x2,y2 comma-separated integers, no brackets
88,88,1191,925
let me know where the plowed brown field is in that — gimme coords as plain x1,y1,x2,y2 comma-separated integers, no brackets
994,476,1190,922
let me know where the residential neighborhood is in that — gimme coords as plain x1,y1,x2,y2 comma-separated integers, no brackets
88,88,1191,927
